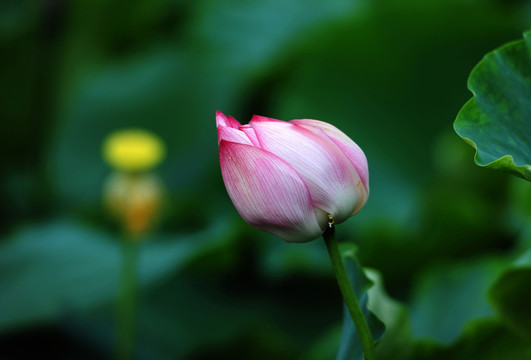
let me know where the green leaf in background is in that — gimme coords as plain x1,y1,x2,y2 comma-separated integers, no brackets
454,30,531,181
259,237,332,279
489,249,531,340
410,318,531,360
409,256,508,344
0,0,40,41
0,219,232,331
136,274,297,359
365,269,412,360
190,0,362,78
336,245,385,360
507,177,531,249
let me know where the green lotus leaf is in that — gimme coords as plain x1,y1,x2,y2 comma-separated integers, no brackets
488,249,531,340
0,219,232,331
409,318,531,360
454,30,531,181
409,256,507,344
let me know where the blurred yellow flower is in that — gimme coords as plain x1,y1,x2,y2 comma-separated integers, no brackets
104,172,164,237
103,129,165,172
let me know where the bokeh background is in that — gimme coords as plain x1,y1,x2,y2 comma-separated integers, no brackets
1,0,531,359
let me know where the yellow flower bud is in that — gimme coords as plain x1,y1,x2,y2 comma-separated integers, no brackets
104,172,164,237
102,129,165,172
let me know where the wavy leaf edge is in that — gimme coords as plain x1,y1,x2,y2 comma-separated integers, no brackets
454,30,531,182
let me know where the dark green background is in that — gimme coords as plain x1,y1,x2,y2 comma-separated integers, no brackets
1,0,530,359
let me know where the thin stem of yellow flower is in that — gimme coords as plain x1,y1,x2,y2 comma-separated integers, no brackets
114,237,138,360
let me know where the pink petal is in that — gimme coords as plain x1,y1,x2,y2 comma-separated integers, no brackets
239,125,261,147
250,120,361,223
216,110,241,129
250,114,285,124
291,119,369,191
291,119,369,214
219,140,326,242
218,125,253,145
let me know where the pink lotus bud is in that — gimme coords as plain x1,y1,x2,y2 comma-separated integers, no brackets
217,111,369,242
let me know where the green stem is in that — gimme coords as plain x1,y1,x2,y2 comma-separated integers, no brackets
323,225,375,360
114,238,138,360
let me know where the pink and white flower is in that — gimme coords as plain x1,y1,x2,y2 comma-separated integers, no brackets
217,111,369,242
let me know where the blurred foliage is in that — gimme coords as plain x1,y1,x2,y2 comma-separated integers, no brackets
1,0,530,359
0,218,234,331
489,249,531,340
409,256,508,344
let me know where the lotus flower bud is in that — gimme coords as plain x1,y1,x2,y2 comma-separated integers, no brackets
103,129,166,173
217,111,369,242
103,172,163,237
102,129,166,237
